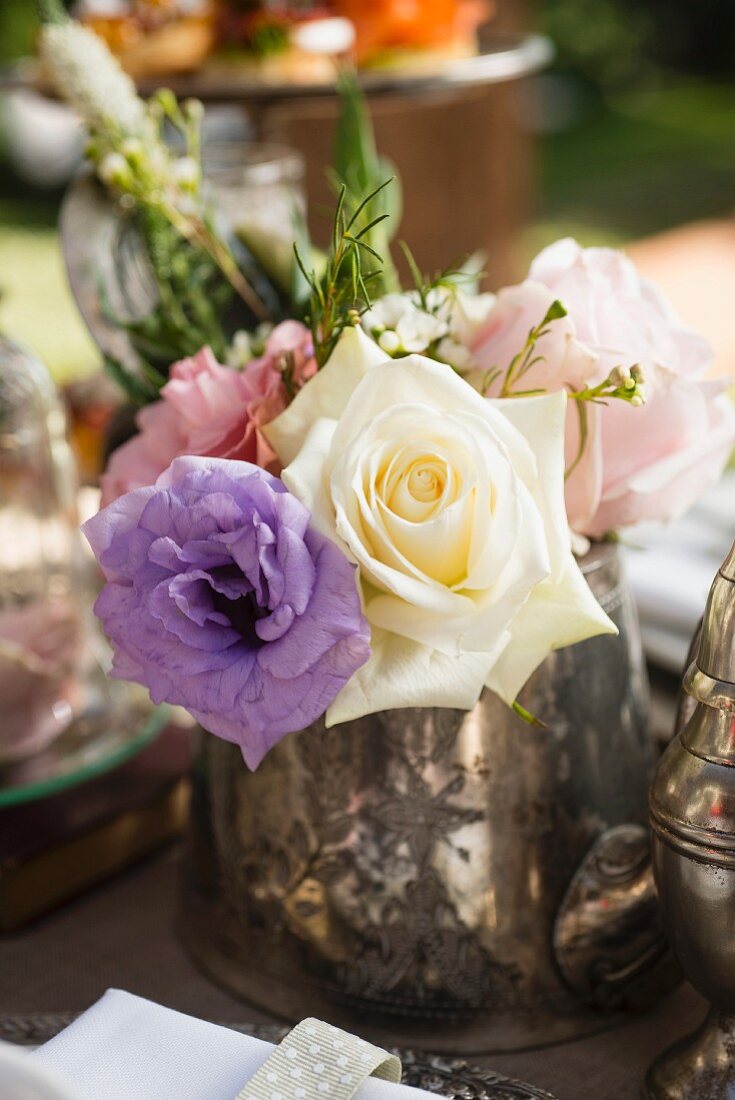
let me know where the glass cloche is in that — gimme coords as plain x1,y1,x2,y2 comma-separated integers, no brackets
0,334,85,762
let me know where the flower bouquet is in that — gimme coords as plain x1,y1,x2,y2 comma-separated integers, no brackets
41,2,735,1044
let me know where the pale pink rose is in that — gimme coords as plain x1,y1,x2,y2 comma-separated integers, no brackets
472,239,735,538
101,321,315,505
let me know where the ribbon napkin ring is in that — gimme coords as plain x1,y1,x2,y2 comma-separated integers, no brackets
236,1018,402,1100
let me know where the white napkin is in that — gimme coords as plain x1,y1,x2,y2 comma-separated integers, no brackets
623,471,735,672
32,990,436,1100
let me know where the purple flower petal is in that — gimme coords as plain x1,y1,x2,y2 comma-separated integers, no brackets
84,456,370,768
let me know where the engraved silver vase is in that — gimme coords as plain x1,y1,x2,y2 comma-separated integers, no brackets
180,542,675,1053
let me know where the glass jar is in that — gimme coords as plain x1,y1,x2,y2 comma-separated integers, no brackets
0,335,85,762
203,142,306,291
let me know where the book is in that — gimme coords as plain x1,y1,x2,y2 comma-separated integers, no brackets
0,725,191,932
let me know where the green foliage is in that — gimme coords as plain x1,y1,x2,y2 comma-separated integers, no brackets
512,700,546,728
333,70,401,295
542,0,652,93
0,0,48,62
103,206,234,401
102,354,161,406
399,241,478,305
289,201,320,310
35,0,68,27
248,21,290,58
566,363,645,480
476,300,569,398
294,179,392,368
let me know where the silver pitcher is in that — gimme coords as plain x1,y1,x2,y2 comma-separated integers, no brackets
647,540,735,1100
180,542,675,1053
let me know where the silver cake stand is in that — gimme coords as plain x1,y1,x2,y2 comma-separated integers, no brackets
0,32,551,128
130,33,551,104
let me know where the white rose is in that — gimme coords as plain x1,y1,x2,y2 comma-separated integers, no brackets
266,328,615,725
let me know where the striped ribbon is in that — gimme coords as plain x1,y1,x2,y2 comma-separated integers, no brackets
235,1018,402,1100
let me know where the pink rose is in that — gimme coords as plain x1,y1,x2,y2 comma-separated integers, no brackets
473,239,735,538
101,321,315,505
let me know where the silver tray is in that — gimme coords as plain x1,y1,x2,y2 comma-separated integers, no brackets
0,1014,558,1100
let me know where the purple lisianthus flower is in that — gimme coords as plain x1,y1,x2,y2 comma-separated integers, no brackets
83,456,371,768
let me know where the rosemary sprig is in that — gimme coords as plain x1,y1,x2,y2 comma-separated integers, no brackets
294,179,392,368
399,241,478,308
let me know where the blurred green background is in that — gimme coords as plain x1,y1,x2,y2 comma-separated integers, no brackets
532,0,735,249
1,0,734,381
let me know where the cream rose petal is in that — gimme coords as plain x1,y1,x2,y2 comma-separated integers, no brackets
263,326,386,465
326,626,505,726
377,494,473,586
485,391,617,701
485,560,615,704
280,418,339,541
492,391,570,564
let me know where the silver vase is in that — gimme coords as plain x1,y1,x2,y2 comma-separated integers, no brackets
179,542,676,1052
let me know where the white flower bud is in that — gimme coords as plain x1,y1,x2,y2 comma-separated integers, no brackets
227,330,254,369
98,152,130,187
120,137,142,156
609,365,629,388
184,98,204,121
378,330,401,355
172,156,200,190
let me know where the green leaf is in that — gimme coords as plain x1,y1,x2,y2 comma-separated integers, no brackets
398,240,426,304
565,397,589,481
334,69,400,294
512,700,547,728
103,355,161,406
377,156,402,241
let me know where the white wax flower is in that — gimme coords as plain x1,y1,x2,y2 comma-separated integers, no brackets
362,287,495,369
435,336,474,371
269,331,616,724
97,151,130,187
171,156,200,190
417,286,495,345
362,293,448,354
